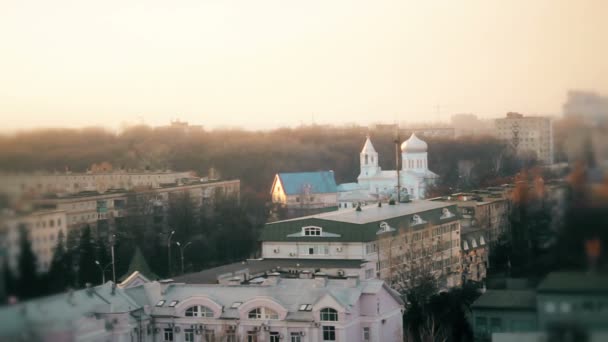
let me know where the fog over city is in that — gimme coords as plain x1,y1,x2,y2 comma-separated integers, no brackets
1,2,608,342
1,0,607,132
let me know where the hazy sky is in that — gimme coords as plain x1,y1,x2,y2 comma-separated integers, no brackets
1,0,607,131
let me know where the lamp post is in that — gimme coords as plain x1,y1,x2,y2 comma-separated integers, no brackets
110,234,116,283
175,241,193,275
94,260,113,284
168,230,175,277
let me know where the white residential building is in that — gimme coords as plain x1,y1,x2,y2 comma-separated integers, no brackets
0,274,405,342
494,112,554,164
0,210,67,274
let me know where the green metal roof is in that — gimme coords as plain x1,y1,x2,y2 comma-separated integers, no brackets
120,246,159,281
277,171,337,195
472,289,537,311
261,201,459,242
537,271,608,294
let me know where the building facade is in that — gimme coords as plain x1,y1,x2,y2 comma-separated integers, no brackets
0,170,196,203
30,179,240,235
494,112,554,164
0,210,67,274
261,201,462,288
0,275,405,342
270,171,338,219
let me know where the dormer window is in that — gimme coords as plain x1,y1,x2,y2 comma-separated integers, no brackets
248,307,279,320
304,227,321,236
440,208,455,219
156,300,166,307
411,215,426,225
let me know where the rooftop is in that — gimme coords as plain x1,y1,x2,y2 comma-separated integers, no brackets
537,271,608,294
472,289,537,311
273,200,455,225
171,258,368,284
277,171,337,195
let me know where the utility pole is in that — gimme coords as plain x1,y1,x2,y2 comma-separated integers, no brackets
110,234,116,283
394,128,401,203
175,241,193,275
167,230,175,277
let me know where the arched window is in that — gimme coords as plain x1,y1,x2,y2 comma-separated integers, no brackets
185,305,214,317
248,307,279,320
365,154,369,165
320,308,338,321
304,227,322,236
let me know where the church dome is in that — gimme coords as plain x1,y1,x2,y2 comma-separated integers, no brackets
401,133,428,153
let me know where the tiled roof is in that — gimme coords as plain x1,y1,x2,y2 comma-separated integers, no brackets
472,289,537,311
278,171,337,195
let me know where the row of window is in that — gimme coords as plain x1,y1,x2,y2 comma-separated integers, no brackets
162,328,355,342
165,305,339,322
33,218,62,229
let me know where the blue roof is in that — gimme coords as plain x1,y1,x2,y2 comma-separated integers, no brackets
278,171,337,195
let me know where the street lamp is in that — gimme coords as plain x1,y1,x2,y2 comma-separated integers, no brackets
94,260,113,284
175,241,193,275
110,234,116,283
168,230,175,277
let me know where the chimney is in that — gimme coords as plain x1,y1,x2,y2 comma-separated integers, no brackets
111,283,116,295
228,277,242,286
299,270,313,279
314,272,327,288
263,272,281,286
85,283,94,297
346,274,359,288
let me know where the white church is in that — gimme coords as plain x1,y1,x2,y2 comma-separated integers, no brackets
337,133,439,208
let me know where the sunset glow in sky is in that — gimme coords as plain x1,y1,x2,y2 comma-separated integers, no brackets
1,0,607,131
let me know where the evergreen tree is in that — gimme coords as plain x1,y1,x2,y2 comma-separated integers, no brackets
16,225,38,299
77,226,98,286
65,228,80,287
1,258,16,301
47,230,71,293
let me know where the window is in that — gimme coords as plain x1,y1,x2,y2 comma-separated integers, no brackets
226,331,237,342
290,332,302,342
320,308,338,321
304,227,322,236
322,326,336,341
270,332,280,342
247,307,279,320
476,317,487,334
168,300,179,307
185,305,214,317
490,317,502,332
231,302,242,309
184,329,194,342
247,332,258,342
365,269,374,279
363,327,370,341
299,304,312,311
204,330,215,342
163,328,174,342
156,300,166,307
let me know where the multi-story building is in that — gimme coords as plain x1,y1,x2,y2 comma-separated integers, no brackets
430,188,511,245
494,112,554,164
450,114,496,138
471,271,608,342
30,179,240,235
0,274,405,342
0,170,195,203
261,200,462,289
0,209,67,274
460,227,489,284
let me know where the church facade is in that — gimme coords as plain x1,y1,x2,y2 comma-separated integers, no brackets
338,133,438,208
